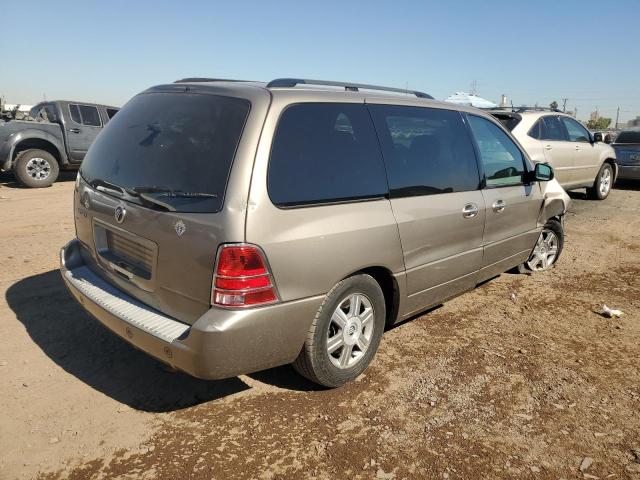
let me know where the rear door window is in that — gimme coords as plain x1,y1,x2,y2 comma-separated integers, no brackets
467,115,526,187
368,105,480,197
541,116,567,141
560,116,590,142
268,103,388,207
79,105,102,127
80,92,250,213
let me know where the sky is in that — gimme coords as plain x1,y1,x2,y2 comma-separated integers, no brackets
2,0,639,124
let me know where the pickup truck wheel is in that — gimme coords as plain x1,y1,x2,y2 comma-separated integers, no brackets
586,163,613,200
518,219,564,273
14,149,59,188
293,274,386,388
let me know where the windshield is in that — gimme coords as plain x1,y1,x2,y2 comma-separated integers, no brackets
80,92,250,213
615,131,640,144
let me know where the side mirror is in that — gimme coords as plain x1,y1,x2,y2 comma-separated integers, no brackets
533,162,554,182
593,132,603,143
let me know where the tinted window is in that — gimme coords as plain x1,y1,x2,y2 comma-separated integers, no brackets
491,113,521,131
468,115,526,187
528,120,542,139
69,104,82,124
268,103,387,207
541,116,566,141
79,105,101,127
560,117,590,142
80,92,250,213
615,131,640,143
106,108,119,119
369,105,480,197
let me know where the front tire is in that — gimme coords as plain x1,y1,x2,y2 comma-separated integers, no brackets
293,274,386,388
586,162,613,200
518,219,564,273
13,149,59,188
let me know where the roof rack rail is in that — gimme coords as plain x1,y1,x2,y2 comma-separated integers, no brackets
490,106,563,113
266,78,434,99
174,78,256,83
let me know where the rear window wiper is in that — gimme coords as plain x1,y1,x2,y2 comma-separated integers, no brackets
130,186,218,199
90,181,176,212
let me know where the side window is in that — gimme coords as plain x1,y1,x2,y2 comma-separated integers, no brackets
528,120,542,139
467,115,526,187
560,117,590,142
69,104,82,124
79,105,102,127
106,108,119,120
368,105,480,197
268,103,388,207
541,116,566,141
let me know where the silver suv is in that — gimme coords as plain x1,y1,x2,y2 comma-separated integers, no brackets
60,78,569,387
491,108,617,199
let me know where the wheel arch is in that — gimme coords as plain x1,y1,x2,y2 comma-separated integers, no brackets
603,157,618,182
12,138,63,165
344,266,401,329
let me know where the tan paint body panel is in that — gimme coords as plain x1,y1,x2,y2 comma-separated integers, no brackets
63,81,571,380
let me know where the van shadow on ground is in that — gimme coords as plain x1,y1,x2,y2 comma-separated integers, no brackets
6,270,254,412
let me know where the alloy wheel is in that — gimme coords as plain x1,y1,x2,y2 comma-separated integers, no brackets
326,293,375,369
25,157,51,181
526,228,559,271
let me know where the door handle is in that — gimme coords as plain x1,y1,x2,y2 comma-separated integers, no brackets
544,144,552,150
575,145,580,150
492,200,506,213
68,128,80,134
462,203,479,219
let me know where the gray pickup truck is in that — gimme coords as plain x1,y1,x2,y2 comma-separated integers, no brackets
0,100,118,187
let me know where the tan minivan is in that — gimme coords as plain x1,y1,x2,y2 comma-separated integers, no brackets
60,78,569,387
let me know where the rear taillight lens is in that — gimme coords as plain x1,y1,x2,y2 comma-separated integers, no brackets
212,244,278,307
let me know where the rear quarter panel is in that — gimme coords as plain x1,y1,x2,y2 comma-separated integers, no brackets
245,92,405,303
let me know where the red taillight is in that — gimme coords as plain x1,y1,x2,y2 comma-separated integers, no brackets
212,244,278,307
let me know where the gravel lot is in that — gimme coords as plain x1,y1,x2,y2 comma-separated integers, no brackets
1,173,639,480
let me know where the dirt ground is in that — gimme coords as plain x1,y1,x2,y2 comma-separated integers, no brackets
1,172,639,480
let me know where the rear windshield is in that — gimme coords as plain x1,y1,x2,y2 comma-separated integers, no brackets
615,131,640,144
80,92,250,213
490,113,521,131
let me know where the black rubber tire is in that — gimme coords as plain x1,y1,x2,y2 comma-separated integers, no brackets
586,162,613,200
517,218,564,273
292,274,386,388
13,149,59,188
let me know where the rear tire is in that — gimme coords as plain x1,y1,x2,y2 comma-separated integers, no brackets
586,162,613,200
293,274,386,388
13,149,59,188
517,219,564,273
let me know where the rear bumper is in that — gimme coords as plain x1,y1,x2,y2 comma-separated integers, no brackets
60,239,324,380
617,165,640,180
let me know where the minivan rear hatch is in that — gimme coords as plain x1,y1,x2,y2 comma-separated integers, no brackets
75,88,254,324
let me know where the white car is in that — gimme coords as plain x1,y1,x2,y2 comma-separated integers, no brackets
491,108,617,200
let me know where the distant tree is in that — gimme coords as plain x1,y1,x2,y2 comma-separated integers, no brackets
587,117,612,129
549,100,559,110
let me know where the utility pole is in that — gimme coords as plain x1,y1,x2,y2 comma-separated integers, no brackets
562,98,568,112
470,80,477,96
615,106,620,129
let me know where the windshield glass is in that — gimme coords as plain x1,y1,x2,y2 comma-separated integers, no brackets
80,92,250,213
615,131,640,144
